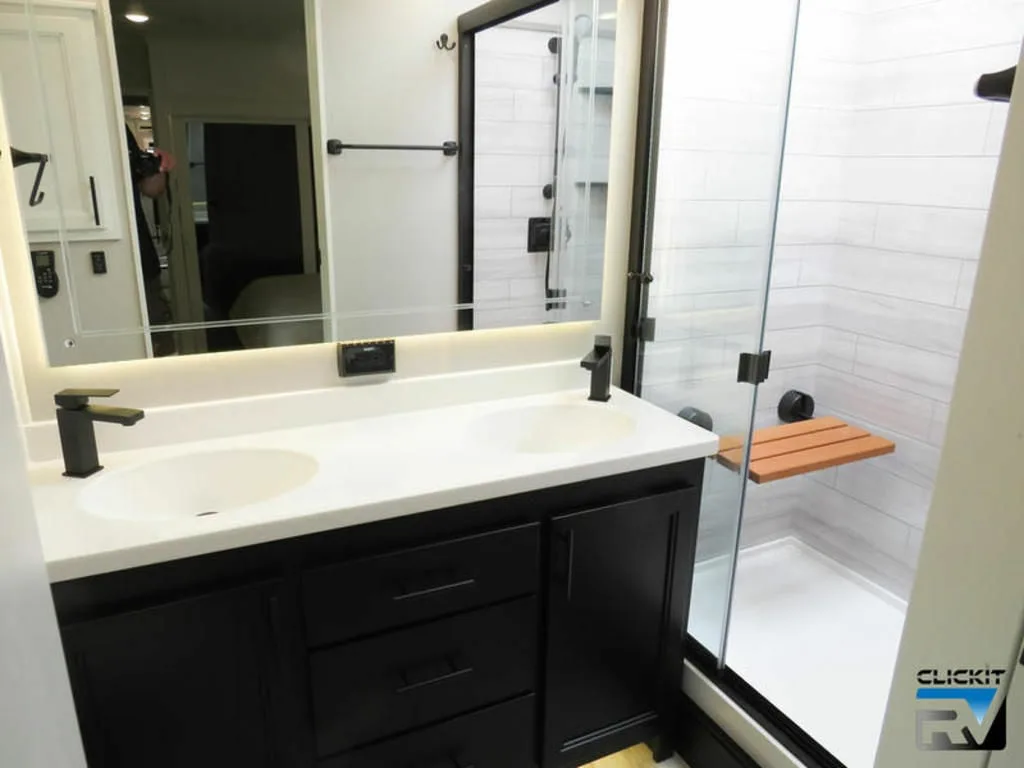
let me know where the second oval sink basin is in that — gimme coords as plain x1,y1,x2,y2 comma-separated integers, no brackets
78,448,319,522
475,403,636,454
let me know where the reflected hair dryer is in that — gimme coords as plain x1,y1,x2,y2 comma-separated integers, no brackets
11,147,47,167
7,146,49,206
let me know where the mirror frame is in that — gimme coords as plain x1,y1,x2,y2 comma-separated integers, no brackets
456,0,561,331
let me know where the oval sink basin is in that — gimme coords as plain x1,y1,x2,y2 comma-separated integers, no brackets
475,403,636,454
78,448,319,522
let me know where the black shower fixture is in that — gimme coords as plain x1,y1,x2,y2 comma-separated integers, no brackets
976,66,1015,102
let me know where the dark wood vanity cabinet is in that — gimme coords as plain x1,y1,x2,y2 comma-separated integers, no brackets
51,461,703,768
60,581,302,768
544,489,696,767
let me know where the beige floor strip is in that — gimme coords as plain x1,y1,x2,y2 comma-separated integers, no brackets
586,744,658,768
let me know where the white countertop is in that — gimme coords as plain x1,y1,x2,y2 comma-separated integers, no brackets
30,388,718,583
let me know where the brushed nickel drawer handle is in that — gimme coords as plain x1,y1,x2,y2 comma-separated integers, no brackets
396,658,475,694
392,577,477,602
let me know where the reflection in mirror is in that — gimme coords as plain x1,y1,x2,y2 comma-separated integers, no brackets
0,0,619,366
461,0,615,330
114,0,321,357
0,0,320,363
180,120,322,353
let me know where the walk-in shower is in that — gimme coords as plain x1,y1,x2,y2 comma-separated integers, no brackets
625,0,1021,765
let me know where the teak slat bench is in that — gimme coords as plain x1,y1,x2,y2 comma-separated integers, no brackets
717,416,896,484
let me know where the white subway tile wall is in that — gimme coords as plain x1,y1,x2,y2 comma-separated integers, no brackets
472,18,614,330
650,0,1019,597
474,26,560,329
782,0,1019,597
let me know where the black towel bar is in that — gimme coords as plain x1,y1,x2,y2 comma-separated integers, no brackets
326,139,459,156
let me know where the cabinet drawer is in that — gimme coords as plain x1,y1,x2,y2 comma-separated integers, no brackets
311,597,537,757
302,523,539,646
320,694,536,768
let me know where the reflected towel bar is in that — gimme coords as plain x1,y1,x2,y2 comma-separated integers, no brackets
326,139,459,156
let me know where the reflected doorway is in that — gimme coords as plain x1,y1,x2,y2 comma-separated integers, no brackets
175,119,323,353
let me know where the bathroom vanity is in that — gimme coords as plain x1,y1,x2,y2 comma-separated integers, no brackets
31,389,718,768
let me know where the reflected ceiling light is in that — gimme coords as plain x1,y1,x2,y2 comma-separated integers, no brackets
599,12,617,20
124,4,149,23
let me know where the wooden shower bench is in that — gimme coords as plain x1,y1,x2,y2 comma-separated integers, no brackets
717,416,895,484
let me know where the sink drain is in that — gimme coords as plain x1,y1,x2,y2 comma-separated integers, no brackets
196,510,220,518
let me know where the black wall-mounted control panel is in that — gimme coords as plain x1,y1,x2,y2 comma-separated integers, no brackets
31,249,60,299
90,251,108,275
338,339,396,377
527,217,552,253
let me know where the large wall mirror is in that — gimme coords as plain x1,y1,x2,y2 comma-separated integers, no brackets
0,0,620,366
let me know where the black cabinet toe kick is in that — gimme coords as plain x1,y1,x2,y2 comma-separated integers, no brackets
51,461,705,768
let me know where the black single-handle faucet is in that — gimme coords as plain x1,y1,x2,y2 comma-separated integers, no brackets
55,389,145,478
580,335,613,402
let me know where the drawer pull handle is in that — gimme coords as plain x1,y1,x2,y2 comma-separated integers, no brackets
396,658,475,694
393,577,477,602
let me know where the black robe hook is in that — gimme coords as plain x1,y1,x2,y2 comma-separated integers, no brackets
436,33,456,51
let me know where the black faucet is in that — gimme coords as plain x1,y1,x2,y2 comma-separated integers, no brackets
55,389,145,478
580,335,613,402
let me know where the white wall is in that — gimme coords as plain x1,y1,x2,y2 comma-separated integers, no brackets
318,0,474,340
0,323,87,768
875,40,1024,767
0,97,87,768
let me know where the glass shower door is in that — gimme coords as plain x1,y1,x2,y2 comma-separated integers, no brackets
631,0,800,662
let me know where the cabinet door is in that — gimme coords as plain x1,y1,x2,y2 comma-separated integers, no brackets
543,489,692,767
61,581,294,768
0,6,123,237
